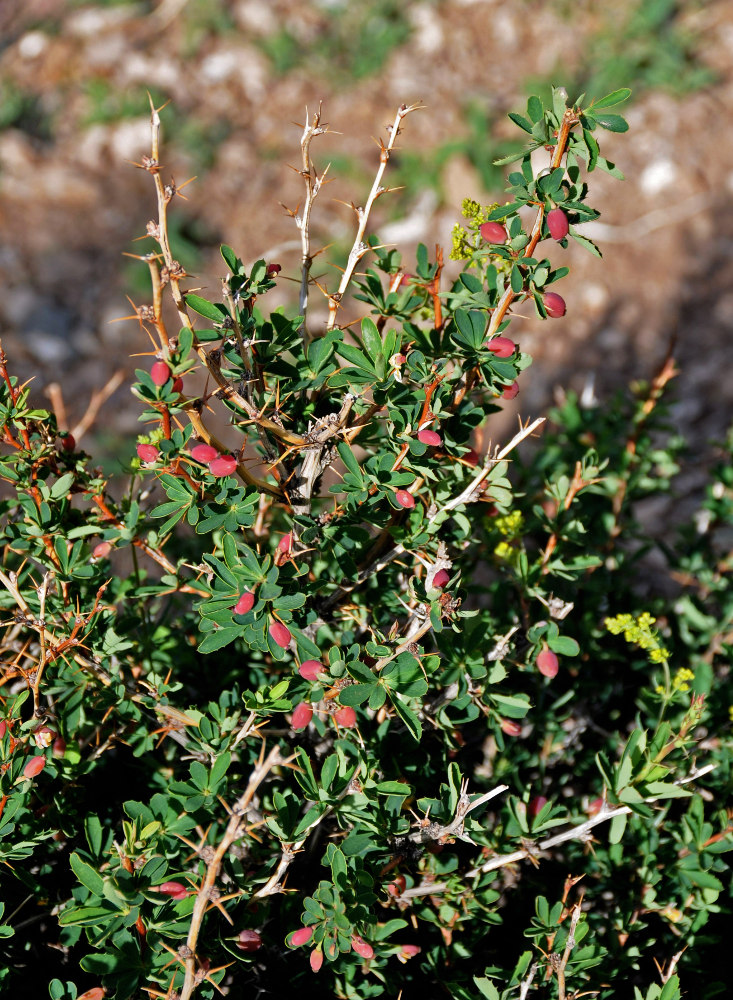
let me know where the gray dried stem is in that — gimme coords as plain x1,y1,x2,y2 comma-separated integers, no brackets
325,102,422,333
178,745,288,1000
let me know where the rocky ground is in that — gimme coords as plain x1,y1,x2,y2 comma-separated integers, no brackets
1,0,731,498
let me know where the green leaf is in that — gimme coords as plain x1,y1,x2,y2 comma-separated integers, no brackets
474,977,501,1000
608,811,627,844
508,112,533,134
590,88,631,111
391,694,422,742
198,627,241,654
589,113,629,133
548,635,579,656
70,852,105,896
185,294,228,323
361,317,382,362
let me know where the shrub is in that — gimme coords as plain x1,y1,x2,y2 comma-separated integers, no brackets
0,86,731,1000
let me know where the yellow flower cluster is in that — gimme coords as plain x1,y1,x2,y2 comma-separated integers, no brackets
604,612,670,663
493,540,521,569
449,198,500,262
494,510,524,538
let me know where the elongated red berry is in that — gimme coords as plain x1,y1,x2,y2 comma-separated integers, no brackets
399,273,412,287
233,592,255,615
417,429,441,446
465,448,479,467
528,795,548,818
191,443,219,463
395,489,415,509
547,208,569,240
291,703,313,730
432,568,450,588
151,361,171,386
502,382,519,400
399,944,421,960
487,336,515,358
480,221,507,244
23,756,46,779
499,718,522,737
387,875,406,896
52,735,66,757
291,927,313,947
310,947,323,972
237,929,262,952
172,377,184,393
269,621,292,648
334,705,356,729
537,646,559,678
60,433,76,451
299,660,322,681
209,455,237,477
77,989,106,1000
278,533,293,553
0,721,7,739
157,881,188,900
351,935,374,959
543,292,566,318
137,443,160,463
92,541,112,560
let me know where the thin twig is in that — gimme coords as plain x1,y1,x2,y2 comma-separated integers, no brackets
326,102,422,332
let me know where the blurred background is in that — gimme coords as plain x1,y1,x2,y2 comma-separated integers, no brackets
1,0,731,497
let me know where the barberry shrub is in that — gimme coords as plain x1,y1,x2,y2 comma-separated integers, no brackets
1,88,731,1000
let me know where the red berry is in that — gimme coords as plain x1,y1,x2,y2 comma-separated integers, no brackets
278,533,293,553
547,208,569,241
528,795,548,818
269,621,292,648
502,381,520,400
465,448,479,467
486,336,515,358
537,646,559,678
543,292,566,318
334,705,357,729
291,926,313,947
433,569,450,588
310,947,323,972
77,990,106,1000
399,273,412,287
172,377,184,393
291,703,313,730
151,361,171,386
399,944,421,960
299,660,322,681
387,875,406,896
92,541,112,560
351,935,374,959
137,443,160,463
267,263,282,275
233,591,255,615
236,929,262,952
52,735,66,757
588,796,605,816
209,455,237,477
60,433,76,451
417,429,441,446
23,756,46,779
191,443,220,463
499,718,522,737
480,221,507,244
395,489,415,509
0,720,6,739
157,881,188,900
